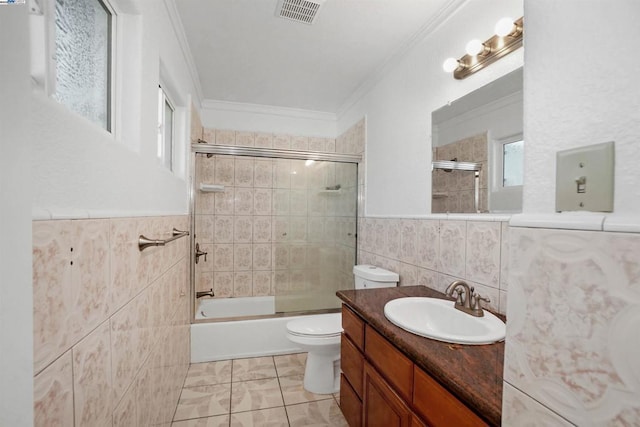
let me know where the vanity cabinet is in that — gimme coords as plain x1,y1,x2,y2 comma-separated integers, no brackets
340,304,489,427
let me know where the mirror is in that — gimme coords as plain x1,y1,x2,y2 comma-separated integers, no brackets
431,68,523,213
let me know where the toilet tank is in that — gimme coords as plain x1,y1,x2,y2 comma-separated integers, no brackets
353,265,399,289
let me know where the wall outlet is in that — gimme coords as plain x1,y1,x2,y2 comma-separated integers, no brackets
556,141,614,212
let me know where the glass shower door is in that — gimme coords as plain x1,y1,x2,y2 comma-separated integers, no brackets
273,159,358,314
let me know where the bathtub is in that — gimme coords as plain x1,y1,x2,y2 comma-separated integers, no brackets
191,296,306,362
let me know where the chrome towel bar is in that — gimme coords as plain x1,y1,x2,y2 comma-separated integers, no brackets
138,228,189,251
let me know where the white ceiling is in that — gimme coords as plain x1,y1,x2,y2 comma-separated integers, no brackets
175,0,457,113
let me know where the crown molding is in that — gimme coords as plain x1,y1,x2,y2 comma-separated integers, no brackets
336,0,469,119
201,99,337,122
162,0,204,108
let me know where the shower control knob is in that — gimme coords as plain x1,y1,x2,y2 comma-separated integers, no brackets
195,243,208,264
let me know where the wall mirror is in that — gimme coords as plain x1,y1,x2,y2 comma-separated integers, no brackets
431,67,523,213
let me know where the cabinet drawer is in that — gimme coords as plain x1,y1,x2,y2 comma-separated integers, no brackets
365,325,413,402
413,366,488,427
341,334,364,398
342,305,365,351
340,373,362,427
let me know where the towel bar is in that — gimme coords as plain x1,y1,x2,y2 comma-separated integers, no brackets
138,228,189,251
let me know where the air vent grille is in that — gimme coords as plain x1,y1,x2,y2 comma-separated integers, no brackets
276,0,324,25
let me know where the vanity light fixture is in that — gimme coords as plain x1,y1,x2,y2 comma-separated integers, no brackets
443,16,523,80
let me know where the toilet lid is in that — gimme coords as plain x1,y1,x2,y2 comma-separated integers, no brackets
287,314,343,338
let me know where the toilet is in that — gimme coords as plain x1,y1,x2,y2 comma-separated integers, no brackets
286,265,399,394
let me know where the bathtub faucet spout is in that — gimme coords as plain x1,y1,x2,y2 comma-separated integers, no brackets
196,288,215,298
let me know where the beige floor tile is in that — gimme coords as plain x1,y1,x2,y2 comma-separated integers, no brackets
173,384,231,422
184,360,232,387
232,356,277,382
230,378,284,413
286,399,348,427
172,414,230,426
274,353,307,378
279,374,333,406
230,407,289,426
333,392,340,405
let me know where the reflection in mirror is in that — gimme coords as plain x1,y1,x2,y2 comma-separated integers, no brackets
502,139,523,187
432,68,523,213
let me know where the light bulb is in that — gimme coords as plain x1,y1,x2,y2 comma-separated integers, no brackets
465,39,484,56
442,58,460,73
495,17,515,37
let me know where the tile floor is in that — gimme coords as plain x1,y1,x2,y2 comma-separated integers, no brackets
171,353,348,426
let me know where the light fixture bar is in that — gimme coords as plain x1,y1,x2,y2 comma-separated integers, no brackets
453,17,523,80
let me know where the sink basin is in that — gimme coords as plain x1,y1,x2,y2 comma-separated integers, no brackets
384,297,505,345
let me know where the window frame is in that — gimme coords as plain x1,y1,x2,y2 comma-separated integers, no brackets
500,138,524,188
45,0,117,133
489,133,524,212
157,84,175,171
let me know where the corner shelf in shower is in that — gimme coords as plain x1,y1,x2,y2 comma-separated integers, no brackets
318,189,343,195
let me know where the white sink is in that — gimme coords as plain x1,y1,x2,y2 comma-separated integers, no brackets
383,297,505,345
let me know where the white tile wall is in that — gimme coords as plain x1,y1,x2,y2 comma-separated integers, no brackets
504,226,640,425
358,217,509,315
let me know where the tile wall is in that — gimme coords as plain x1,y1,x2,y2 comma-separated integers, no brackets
32,215,191,427
357,218,509,315
432,132,488,214
195,124,363,310
503,226,640,425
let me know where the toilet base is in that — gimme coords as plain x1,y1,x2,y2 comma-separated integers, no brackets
303,351,341,395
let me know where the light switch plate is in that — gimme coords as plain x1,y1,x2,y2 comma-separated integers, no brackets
556,141,614,212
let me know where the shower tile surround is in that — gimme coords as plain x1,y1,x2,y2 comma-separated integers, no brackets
194,126,361,309
33,215,191,426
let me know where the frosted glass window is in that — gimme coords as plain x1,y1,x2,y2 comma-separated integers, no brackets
157,86,174,171
503,140,524,187
54,0,112,130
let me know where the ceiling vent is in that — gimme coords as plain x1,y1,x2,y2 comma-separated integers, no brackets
276,0,325,25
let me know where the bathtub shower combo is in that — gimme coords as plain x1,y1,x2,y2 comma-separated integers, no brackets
190,142,372,391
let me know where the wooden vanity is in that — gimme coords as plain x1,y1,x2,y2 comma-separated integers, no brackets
337,286,504,427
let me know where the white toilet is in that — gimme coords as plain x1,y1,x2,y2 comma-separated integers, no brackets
286,265,399,394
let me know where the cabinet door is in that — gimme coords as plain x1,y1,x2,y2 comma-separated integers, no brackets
363,362,412,427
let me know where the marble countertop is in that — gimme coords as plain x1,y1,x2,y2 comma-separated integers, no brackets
337,285,504,427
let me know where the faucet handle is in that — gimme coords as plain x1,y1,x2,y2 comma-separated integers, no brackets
472,293,490,310
454,288,464,305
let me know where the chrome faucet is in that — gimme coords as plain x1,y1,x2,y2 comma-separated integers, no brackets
444,280,490,317
196,288,214,298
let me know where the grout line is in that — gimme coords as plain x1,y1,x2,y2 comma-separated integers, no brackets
228,358,235,417
274,355,292,427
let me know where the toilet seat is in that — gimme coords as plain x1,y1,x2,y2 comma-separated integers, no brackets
286,313,342,338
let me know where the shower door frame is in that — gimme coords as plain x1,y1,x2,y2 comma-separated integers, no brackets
189,143,362,324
